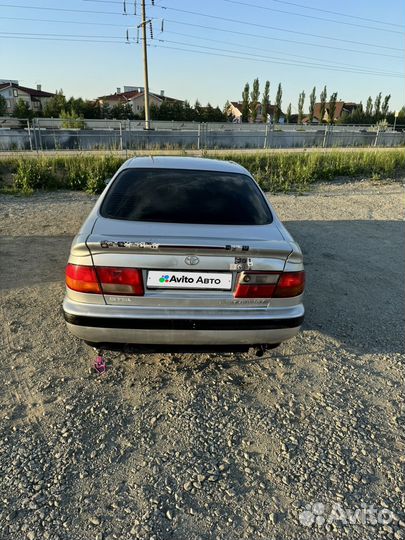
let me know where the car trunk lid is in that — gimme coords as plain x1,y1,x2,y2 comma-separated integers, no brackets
84,217,293,306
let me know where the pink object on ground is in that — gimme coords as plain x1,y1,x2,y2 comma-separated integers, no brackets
94,355,107,374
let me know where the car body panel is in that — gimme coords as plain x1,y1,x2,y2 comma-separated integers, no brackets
63,157,304,347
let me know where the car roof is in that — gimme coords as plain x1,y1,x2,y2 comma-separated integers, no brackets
123,156,249,175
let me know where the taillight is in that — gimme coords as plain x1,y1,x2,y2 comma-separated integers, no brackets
234,271,305,298
273,272,305,298
234,272,279,298
95,267,144,296
65,264,144,296
66,264,101,294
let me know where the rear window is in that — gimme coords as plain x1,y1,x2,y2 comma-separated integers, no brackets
100,168,272,225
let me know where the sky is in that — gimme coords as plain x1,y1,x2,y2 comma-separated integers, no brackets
1,0,404,112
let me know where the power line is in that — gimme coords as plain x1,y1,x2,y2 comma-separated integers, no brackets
0,34,127,43
163,19,404,60
0,32,401,78
85,0,402,28
150,37,401,77
265,0,402,29
0,28,400,75
221,0,404,34
1,15,402,68
0,15,131,28
223,0,403,33
147,42,403,79
1,7,402,57
0,2,127,16
84,0,403,30
151,4,405,51
83,1,404,50
161,30,402,70
0,30,127,40
1,14,401,62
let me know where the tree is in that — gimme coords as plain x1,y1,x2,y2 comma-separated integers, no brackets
309,86,316,124
241,82,250,123
223,100,231,120
13,98,33,119
365,96,373,117
374,92,382,117
43,90,66,117
0,95,7,116
150,103,160,120
182,100,195,121
67,97,100,119
274,83,282,123
298,91,305,125
319,85,327,123
340,102,365,125
261,80,270,123
60,110,86,129
250,78,260,123
150,100,226,122
382,94,391,117
193,99,202,121
108,102,134,119
286,103,292,124
328,92,338,124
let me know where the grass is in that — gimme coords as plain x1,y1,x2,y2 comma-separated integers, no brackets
0,149,404,195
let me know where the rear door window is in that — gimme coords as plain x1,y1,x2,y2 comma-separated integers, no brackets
100,168,272,225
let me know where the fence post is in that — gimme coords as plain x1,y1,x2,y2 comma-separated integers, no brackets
322,125,328,148
37,117,43,151
374,126,380,147
119,121,123,152
33,118,37,153
26,119,33,152
125,119,129,158
197,124,201,150
263,123,268,149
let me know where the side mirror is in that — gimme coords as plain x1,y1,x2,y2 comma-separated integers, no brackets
104,178,112,185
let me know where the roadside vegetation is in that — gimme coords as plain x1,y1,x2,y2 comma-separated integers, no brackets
0,149,404,195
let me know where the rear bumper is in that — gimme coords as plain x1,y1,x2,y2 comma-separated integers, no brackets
63,298,304,345
65,322,301,345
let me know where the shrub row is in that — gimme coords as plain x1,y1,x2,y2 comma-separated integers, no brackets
216,149,405,191
4,155,124,194
1,149,404,195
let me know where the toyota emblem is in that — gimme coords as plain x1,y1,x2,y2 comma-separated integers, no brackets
185,255,199,266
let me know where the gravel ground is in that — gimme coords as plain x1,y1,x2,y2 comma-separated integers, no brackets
0,179,404,540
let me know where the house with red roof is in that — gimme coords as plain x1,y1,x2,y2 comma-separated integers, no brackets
227,101,285,123
0,81,56,115
304,101,360,124
96,86,183,114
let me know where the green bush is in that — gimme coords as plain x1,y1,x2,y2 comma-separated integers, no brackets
217,149,405,191
60,110,86,129
4,149,405,195
14,158,56,192
85,155,124,194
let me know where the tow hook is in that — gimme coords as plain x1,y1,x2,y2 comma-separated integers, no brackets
254,344,280,357
255,345,267,357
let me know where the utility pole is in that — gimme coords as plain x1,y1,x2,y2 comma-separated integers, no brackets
140,0,151,130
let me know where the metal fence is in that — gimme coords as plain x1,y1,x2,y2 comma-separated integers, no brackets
1,117,404,152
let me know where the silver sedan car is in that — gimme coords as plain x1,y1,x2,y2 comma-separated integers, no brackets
63,156,304,351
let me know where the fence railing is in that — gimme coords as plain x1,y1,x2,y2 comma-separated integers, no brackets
0,117,404,152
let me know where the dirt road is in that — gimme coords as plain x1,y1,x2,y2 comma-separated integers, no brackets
0,179,404,540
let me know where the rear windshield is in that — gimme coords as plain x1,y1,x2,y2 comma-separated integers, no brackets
100,168,272,225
